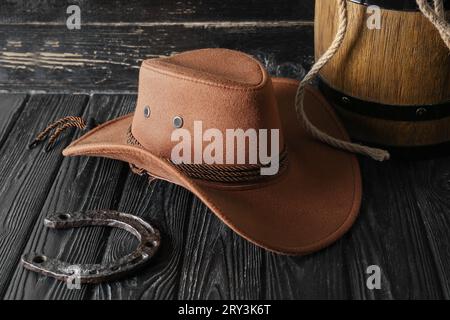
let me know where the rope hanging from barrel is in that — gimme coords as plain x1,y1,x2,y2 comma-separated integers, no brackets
296,0,450,161
417,0,450,49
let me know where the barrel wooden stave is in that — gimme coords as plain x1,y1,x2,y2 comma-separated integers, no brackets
315,0,450,148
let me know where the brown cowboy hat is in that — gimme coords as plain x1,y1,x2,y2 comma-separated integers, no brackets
63,48,361,255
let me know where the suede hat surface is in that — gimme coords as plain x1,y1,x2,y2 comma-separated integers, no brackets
63,48,362,255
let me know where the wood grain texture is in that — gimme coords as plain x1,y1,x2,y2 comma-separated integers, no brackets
263,241,351,299
83,95,196,299
89,177,194,300
343,159,445,299
263,158,450,300
0,93,449,299
315,0,450,147
178,197,264,300
3,94,136,299
0,94,87,297
409,158,450,298
0,0,448,302
0,94,27,148
0,0,314,24
315,0,450,105
0,24,311,93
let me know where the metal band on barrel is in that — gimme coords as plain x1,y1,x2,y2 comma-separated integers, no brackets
319,79,450,122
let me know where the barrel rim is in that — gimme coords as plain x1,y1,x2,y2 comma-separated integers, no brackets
348,0,450,11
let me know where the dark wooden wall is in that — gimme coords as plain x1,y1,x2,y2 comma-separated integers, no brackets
0,0,314,93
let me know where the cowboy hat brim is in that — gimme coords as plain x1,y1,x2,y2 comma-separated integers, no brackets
63,78,361,255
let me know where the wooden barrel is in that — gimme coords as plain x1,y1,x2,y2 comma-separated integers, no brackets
315,0,450,151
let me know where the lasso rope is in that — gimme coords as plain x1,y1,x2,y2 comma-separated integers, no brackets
296,0,450,161
418,0,450,49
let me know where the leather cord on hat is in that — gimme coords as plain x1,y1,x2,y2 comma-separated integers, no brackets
126,126,289,184
29,116,96,152
129,162,157,183
296,0,448,161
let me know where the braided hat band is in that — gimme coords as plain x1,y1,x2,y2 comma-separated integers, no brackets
126,126,288,184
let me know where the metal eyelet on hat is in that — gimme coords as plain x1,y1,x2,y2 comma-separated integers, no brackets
173,116,183,128
143,105,151,118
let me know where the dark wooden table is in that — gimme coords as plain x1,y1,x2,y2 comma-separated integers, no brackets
0,0,449,300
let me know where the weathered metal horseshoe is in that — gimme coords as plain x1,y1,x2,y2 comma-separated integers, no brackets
21,210,161,284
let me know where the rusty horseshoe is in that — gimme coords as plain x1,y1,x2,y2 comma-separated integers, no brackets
21,210,161,284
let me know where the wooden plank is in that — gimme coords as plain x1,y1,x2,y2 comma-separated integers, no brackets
409,158,450,298
177,198,264,299
262,158,450,300
0,94,87,297
89,176,194,300
0,0,314,24
89,164,263,300
3,94,137,299
4,94,193,300
263,239,351,299
1,97,449,300
93,162,444,300
342,159,445,299
0,24,312,93
60,95,195,300
0,94,27,148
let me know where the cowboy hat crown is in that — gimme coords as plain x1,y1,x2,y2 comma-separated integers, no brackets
131,48,285,165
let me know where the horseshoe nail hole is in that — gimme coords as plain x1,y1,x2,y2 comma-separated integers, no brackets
58,213,71,221
32,255,47,264
89,269,99,275
110,266,120,271
144,240,158,248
